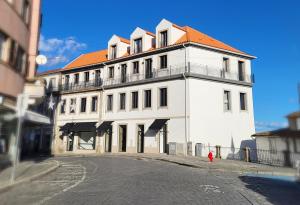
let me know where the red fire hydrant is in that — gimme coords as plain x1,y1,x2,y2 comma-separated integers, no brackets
208,151,213,162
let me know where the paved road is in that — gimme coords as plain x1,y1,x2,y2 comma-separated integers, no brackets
1,156,300,205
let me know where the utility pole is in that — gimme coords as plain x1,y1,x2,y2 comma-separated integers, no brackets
10,94,28,183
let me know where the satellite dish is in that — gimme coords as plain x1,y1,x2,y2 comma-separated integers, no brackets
36,55,47,65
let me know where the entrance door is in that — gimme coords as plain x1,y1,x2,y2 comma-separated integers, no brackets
145,59,153,79
67,135,74,151
137,125,144,153
121,64,127,83
105,126,112,152
159,124,168,153
118,125,127,152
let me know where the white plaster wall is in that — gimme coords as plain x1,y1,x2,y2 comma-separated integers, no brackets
108,35,129,59
188,78,255,157
57,91,101,124
188,47,252,75
156,19,185,47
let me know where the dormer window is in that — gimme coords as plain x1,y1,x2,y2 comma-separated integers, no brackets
110,45,117,59
160,31,168,47
134,38,142,53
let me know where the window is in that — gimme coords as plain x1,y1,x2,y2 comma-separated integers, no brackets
144,90,151,108
60,99,66,114
108,66,114,78
22,0,30,24
110,45,117,59
223,90,231,111
80,98,87,112
119,93,126,110
238,61,245,81
269,138,277,154
49,78,56,89
160,55,167,69
0,32,8,61
74,73,79,84
9,41,17,67
91,96,98,112
70,98,76,113
159,88,168,107
240,93,247,110
131,91,138,109
107,95,113,111
16,47,26,74
95,70,101,81
134,38,142,53
65,75,70,84
133,61,139,74
84,72,89,82
160,31,168,47
223,57,229,72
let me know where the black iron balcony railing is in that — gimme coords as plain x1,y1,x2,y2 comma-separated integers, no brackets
55,64,254,93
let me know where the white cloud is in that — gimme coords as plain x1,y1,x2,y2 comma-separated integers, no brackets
38,35,87,67
255,121,288,132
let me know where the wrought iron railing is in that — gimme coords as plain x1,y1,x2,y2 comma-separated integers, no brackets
56,64,254,92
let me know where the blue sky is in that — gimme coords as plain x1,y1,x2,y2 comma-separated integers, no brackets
39,0,300,131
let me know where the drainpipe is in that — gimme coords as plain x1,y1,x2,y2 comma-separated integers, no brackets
182,44,188,156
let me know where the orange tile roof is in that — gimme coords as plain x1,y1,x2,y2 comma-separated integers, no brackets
117,36,130,44
63,49,108,70
54,23,252,71
37,67,62,76
146,31,156,37
176,26,245,54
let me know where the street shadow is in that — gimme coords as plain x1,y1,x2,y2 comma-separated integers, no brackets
239,175,300,205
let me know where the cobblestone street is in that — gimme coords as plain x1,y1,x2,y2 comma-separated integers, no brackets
1,156,299,205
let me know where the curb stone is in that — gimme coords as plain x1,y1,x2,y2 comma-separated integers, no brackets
0,160,60,193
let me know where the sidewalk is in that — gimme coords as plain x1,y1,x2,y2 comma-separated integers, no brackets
109,153,298,177
0,159,59,192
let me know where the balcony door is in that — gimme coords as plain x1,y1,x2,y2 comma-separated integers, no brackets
145,58,153,79
121,64,127,83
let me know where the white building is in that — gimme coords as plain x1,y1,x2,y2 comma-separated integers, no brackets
253,111,300,167
39,19,256,157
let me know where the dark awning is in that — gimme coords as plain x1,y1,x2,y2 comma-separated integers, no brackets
97,121,114,132
59,123,74,132
149,118,169,130
60,122,97,133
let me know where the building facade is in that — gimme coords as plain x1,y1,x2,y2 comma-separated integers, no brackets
0,0,49,162
40,19,256,157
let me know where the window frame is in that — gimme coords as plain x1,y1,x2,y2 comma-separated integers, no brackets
223,57,230,72
69,98,76,114
131,91,139,110
159,55,168,69
60,99,66,114
132,61,139,74
160,30,168,47
158,87,168,108
108,66,114,79
119,92,126,111
144,89,152,109
239,92,248,111
133,38,143,53
107,94,113,112
110,44,117,59
80,97,87,113
223,90,231,112
91,96,98,112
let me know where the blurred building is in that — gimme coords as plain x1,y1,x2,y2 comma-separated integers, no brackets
253,111,300,167
0,0,49,163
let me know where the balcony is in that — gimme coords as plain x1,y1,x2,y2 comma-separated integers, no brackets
57,64,254,93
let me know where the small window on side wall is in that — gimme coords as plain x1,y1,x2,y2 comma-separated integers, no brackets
240,93,247,111
223,90,231,111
